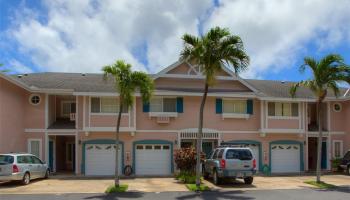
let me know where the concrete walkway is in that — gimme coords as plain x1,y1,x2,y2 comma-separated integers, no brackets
0,175,349,194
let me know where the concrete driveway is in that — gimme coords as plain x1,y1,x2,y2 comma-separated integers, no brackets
204,175,350,191
0,177,187,194
0,175,349,194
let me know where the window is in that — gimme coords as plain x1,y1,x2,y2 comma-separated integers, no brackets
333,140,343,158
212,149,219,159
0,155,14,164
163,145,170,150
17,156,31,164
150,97,176,112
333,103,342,112
28,139,41,158
29,94,41,105
31,156,43,164
268,102,298,117
223,99,246,114
218,149,224,159
61,102,76,117
90,97,128,114
226,149,252,160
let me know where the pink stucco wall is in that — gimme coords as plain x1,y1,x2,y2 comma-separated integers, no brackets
0,77,26,153
136,96,260,131
23,92,45,129
90,115,130,127
329,102,347,132
268,118,300,129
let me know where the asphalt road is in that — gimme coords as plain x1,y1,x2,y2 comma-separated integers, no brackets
1,188,349,200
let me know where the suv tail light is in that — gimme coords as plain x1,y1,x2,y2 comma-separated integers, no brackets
220,159,226,169
12,164,19,173
253,159,257,169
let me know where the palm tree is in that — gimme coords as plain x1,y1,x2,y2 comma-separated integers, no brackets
0,63,9,73
290,54,350,183
102,60,154,187
180,27,249,188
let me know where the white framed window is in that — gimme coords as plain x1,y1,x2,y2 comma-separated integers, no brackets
332,140,343,158
90,97,128,114
150,97,177,113
268,102,298,117
61,101,76,117
223,99,246,114
333,103,342,112
29,94,41,105
28,139,42,159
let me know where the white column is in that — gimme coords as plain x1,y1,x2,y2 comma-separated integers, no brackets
75,131,79,174
45,132,49,163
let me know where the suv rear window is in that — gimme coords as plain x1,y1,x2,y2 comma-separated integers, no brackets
0,155,14,164
226,149,253,160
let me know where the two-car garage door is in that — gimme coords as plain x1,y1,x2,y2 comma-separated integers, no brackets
271,144,301,173
135,144,171,175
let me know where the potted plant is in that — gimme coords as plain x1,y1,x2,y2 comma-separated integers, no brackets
331,158,342,172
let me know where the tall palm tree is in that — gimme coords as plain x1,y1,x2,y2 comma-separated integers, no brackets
180,27,249,188
290,54,350,183
102,60,154,187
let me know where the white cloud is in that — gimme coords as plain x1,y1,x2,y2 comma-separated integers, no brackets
204,0,350,78
10,0,212,73
8,59,33,74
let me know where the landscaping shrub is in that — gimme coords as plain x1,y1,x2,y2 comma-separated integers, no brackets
174,148,197,173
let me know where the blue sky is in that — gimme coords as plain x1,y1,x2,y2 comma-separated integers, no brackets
1,0,350,83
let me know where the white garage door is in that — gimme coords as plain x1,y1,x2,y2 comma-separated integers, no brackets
271,144,300,173
85,144,122,176
235,144,260,170
135,144,171,175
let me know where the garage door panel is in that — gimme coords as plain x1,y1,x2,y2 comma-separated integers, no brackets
135,144,171,175
85,144,122,176
271,144,300,173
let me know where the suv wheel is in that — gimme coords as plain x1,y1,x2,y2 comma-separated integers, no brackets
22,173,30,185
213,170,221,185
244,177,253,185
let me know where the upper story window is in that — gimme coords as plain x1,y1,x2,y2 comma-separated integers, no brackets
268,102,298,117
223,99,247,114
91,97,128,114
150,97,177,112
29,94,41,105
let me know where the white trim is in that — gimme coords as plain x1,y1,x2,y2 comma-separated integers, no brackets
133,96,136,129
75,132,78,174
45,132,48,162
332,140,344,158
156,73,238,80
149,112,178,118
298,102,302,129
75,96,78,129
222,113,250,119
27,138,43,160
260,97,316,102
45,94,48,129
88,97,91,127
305,131,309,170
90,113,129,116
260,100,264,129
83,96,86,129
267,116,299,120
136,130,179,133
265,101,268,129
260,129,304,134
25,129,46,133
83,127,136,132
47,132,77,136
327,102,331,131
29,94,42,106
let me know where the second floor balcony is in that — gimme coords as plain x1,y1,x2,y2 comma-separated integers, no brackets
48,95,76,129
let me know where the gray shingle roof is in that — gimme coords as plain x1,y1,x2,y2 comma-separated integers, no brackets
10,72,349,99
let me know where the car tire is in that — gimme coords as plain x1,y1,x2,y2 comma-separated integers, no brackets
44,169,50,179
213,170,221,185
244,177,253,185
22,172,30,185
347,166,350,175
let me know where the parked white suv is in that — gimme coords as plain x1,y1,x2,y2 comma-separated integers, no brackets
203,147,256,185
0,153,50,185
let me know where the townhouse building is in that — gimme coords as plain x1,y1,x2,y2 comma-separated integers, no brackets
0,61,349,176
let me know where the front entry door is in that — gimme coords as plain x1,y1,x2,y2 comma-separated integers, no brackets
202,141,213,158
49,140,54,172
321,141,327,169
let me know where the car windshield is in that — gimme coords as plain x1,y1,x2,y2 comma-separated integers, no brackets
226,149,253,160
0,155,14,164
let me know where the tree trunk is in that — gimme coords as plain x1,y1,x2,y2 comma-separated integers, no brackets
196,83,209,189
114,100,123,187
316,101,323,183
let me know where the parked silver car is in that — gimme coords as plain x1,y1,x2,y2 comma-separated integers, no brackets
203,147,256,185
0,153,49,185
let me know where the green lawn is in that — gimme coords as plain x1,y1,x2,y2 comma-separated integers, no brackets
105,184,128,193
304,181,337,189
186,184,210,191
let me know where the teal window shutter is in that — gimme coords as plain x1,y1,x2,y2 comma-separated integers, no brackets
216,98,222,114
247,99,253,114
143,102,150,112
176,97,183,113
